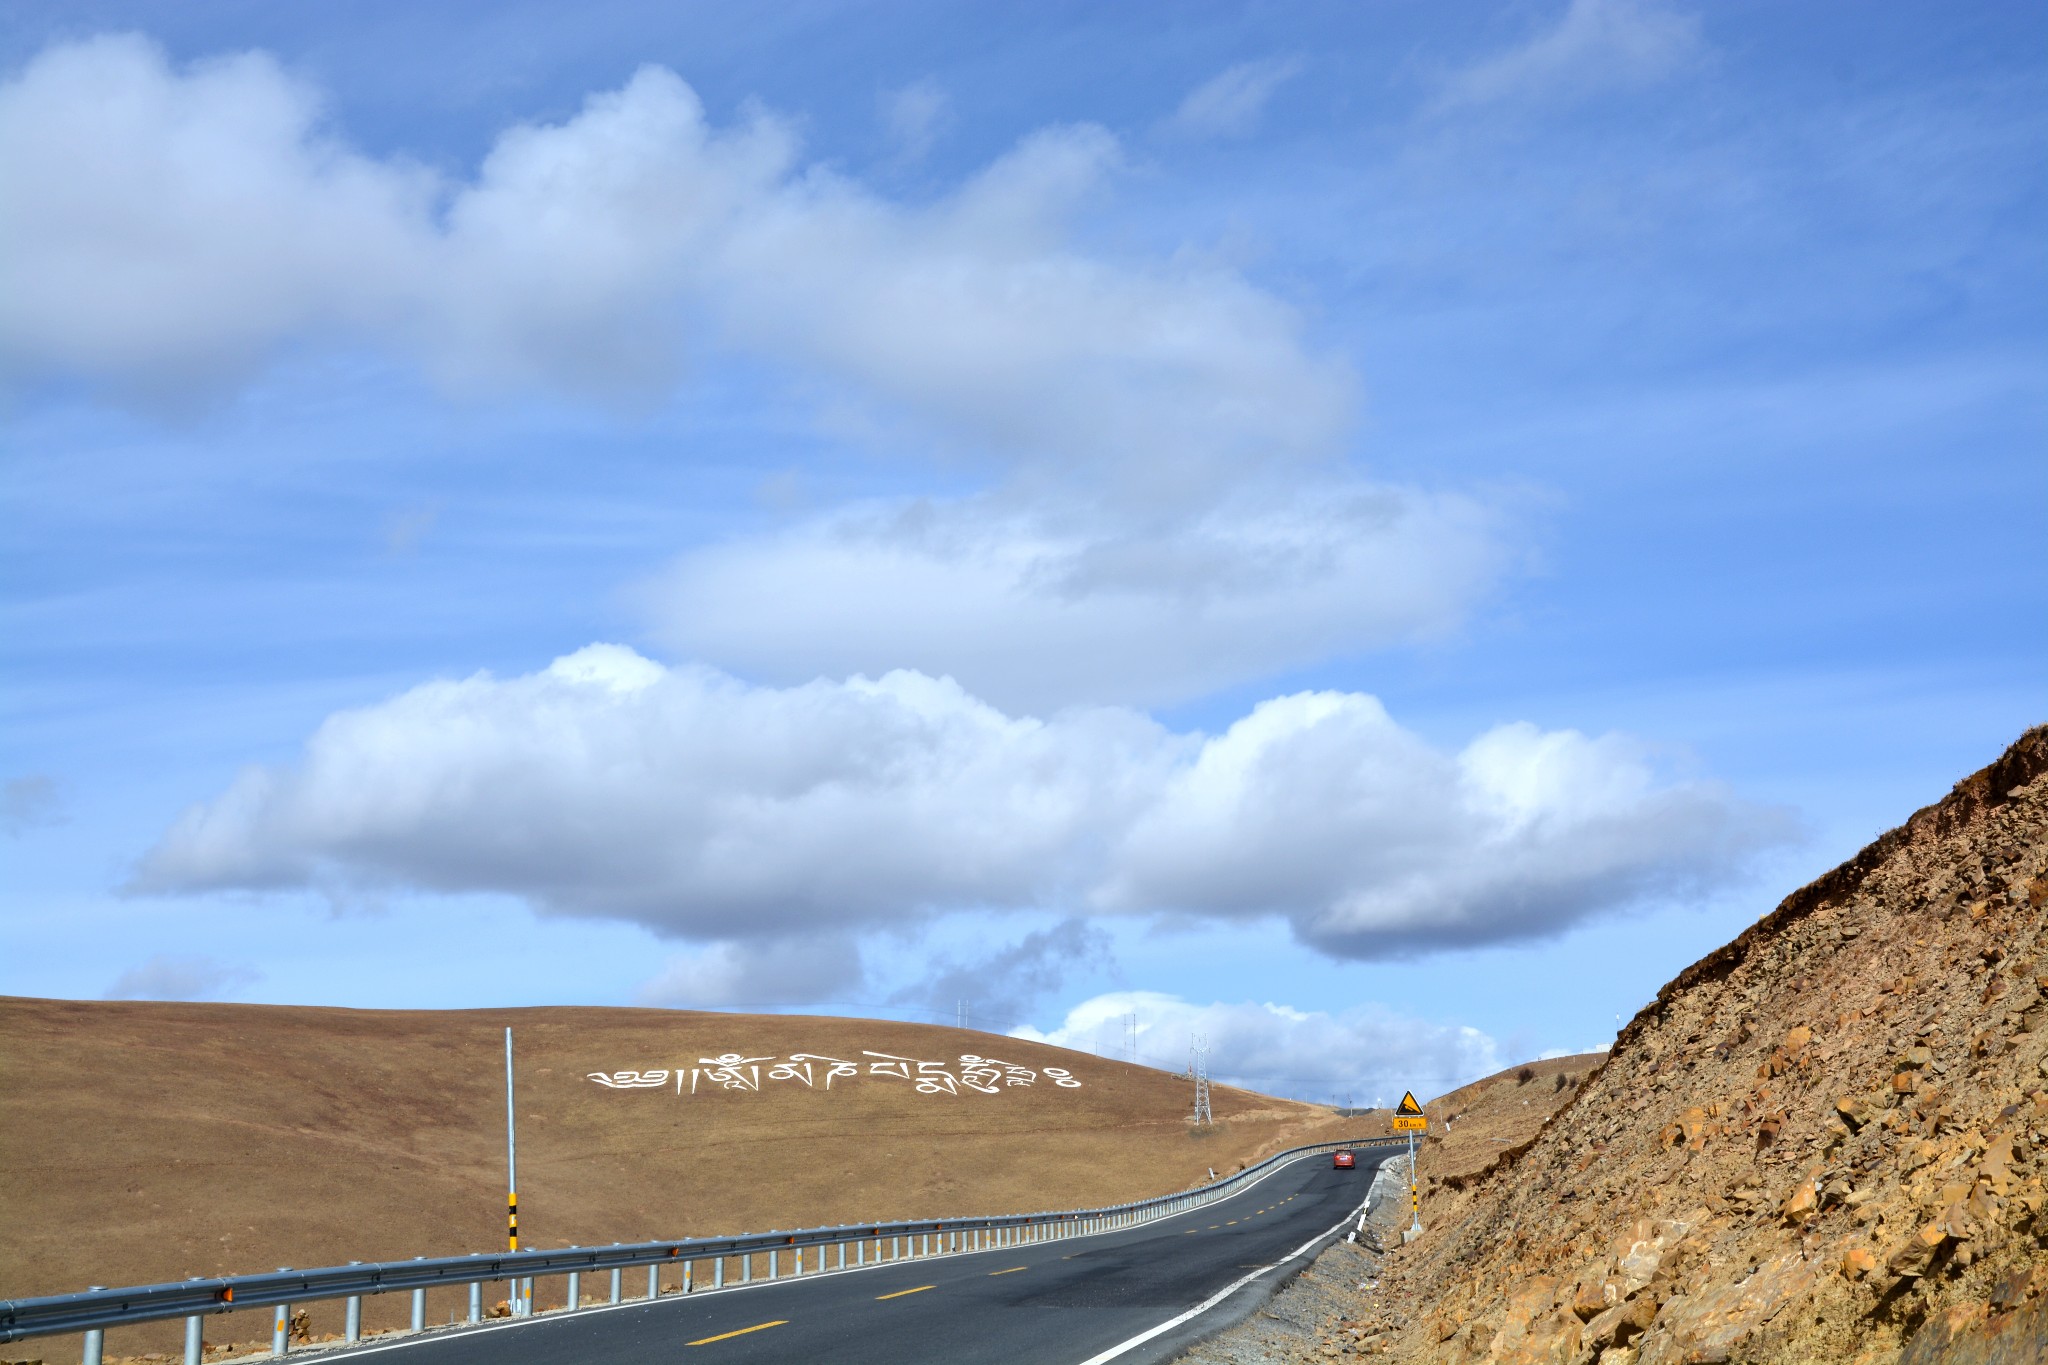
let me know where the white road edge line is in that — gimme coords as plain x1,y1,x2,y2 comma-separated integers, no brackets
1071,1197,1372,1365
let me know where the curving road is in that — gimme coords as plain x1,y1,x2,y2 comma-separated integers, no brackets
307,1146,1388,1365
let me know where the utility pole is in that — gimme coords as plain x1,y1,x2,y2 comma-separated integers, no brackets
1191,1034,1213,1127
1126,1012,1138,1065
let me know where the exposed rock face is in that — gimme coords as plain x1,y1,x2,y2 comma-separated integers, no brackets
1371,726,2048,1364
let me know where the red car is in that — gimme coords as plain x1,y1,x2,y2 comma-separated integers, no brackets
1333,1150,1356,1169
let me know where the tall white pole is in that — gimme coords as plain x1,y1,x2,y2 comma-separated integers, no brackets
505,1027,523,1314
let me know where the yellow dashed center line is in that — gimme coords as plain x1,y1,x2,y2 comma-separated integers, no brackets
876,1285,935,1300
688,1320,786,1347
988,1266,1028,1276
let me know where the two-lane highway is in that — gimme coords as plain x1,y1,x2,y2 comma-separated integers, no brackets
314,1145,1388,1365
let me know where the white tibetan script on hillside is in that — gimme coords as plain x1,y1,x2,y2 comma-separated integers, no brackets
587,1051,1082,1095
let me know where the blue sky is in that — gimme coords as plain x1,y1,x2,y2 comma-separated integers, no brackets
2,0,2042,1103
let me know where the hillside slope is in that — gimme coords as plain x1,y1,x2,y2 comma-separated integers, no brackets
1353,725,2048,1363
0,1002,1366,1355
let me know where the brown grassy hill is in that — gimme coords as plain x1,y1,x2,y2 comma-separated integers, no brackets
1348,724,2048,1363
0,1000,1366,1357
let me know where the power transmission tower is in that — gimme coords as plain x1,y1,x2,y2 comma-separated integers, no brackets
1191,1034,1213,1127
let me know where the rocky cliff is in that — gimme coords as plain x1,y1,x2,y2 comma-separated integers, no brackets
1360,725,2048,1363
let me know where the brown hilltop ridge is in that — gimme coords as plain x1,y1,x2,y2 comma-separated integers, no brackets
1344,725,2048,1364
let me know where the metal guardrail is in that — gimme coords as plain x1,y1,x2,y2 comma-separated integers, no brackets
2,1134,1402,1359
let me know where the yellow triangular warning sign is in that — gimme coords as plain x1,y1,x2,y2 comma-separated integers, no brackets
1395,1091,1424,1116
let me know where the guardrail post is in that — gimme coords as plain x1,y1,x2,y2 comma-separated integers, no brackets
714,1256,725,1290
768,1249,778,1281
412,1256,426,1331
183,1308,201,1365
567,1270,581,1311
469,1281,481,1324
271,1300,289,1358
649,1264,661,1299
741,1252,752,1284
838,1241,847,1270
610,1267,622,1304
82,1286,107,1365
345,1293,361,1343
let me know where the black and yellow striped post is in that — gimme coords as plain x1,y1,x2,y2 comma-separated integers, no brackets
508,1189,518,1252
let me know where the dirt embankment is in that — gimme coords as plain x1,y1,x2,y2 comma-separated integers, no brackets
1178,1058,1598,1365
1336,725,2048,1363
0,1002,1368,1358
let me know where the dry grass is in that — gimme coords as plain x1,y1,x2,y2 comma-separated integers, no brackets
1421,1051,1607,1187
0,996,1373,1357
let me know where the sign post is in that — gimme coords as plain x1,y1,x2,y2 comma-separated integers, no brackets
1390,1091,1427,1234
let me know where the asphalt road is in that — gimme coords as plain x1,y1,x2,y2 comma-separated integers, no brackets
311,1145,1389,1365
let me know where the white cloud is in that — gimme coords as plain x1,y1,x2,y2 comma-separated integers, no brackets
134,645,1791,959
105,953,260,1001
1433,0,1702,113
0,36,1352,488
1101,702,1788,957
880,78,950,161
644,482,1506,711
638,934,865,1008
1167,57,1303,139
1012,990,1500,1104
0,35,434,403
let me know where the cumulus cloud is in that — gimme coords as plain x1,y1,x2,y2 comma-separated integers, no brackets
0,35,1352,489
644,482,1505,711
105,953,260,1001
1166,58,1303,139
638,934,865,1008
133,645,1791,959
1012,990,1500,1104
1099,701,1789,958
1433,0,1702,113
